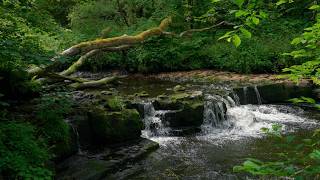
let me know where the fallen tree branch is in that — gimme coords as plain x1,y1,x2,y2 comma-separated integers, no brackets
38,18,236,90
58,17,172,57
27,66,88,83
44,73,89,83
60,45,132,76
69,76,123,89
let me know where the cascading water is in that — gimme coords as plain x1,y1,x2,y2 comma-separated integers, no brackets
199,93,317,140
202,95,231,133
243,86,248,104
142,102,171,138
65,119,83,155
133,82,319,179
254,85,262,104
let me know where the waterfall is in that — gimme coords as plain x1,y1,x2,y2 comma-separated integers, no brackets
243,87,248,104
142,102,170,138
254,86,262,105
231,91,240,106
73,126,83,155
65,119,83,155
202,95,230,133
226,95,236,107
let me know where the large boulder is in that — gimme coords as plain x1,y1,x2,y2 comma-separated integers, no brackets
88,108,143,144
162,102,204,128
152,91,204,129
73,106,143,149
153,91,203,110
53,126,78,161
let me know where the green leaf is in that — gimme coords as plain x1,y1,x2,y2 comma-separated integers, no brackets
310,150,320,160
276,0,287,6
232,34,241,47
259,11,268,19
235,10,248,17
240,27,252,38
251,17,260,25
211,0,221,3
234,0,244,8
218,31,234,40
291,37,302,45
309,5,320,10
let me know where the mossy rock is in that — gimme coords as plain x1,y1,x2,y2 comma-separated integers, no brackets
173,85,186,92
53,125,78,161
153,91,203,110
105,96,125,111
162,101,204,128
89,108,143,144
133,91,149,97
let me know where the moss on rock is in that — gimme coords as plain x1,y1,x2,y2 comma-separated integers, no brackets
153,91,204,128
88,108,143,144
105,96,125,111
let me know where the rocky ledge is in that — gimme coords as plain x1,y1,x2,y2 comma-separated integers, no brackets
56,138,159,180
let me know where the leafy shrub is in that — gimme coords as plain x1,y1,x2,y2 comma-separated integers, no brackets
234,125,320,179
35,93,72,150
0,122,52,179
126,36,212,72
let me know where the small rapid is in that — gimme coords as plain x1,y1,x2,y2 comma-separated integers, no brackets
123,80,320,179
141,87,318,144
141,102,171,138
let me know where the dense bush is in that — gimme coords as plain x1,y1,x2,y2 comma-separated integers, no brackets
35,93,72,150
0,93,73,179
0,121,52,179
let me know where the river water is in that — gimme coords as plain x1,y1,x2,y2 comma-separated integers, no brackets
109,77,319,179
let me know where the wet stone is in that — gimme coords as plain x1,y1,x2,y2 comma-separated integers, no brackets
56,138,159,180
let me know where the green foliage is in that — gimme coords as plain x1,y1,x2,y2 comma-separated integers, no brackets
235,93,320,179
208,27,298,73
234,126,320,179
289,96,320,109
0,0,75,99
280,3,320,84
0,121,52,179
126,36,212,72
0,92,73,179
35,93,72,149
68,0,181,38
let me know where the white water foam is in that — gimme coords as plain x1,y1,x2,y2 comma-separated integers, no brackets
141,93,318,146
141,102,171,138
197,104,317,145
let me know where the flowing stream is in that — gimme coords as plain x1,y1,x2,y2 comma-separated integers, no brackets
125,87,319,179
100,77,320,179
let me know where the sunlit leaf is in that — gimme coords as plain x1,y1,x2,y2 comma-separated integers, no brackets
251,17,260,25
232,34,241,47
240,27,252,38
309,5,320,10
